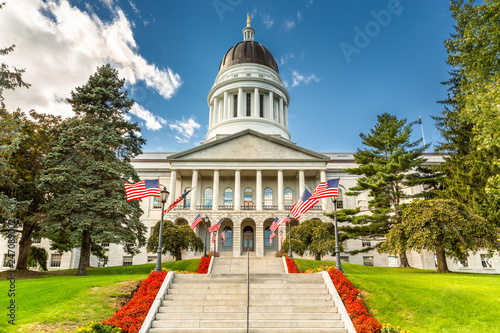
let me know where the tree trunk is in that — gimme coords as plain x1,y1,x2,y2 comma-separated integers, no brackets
399,252,412,268
15,222,34,270
435,246,450,273
315,253,321,261
77,229,91,276
175,248,182,261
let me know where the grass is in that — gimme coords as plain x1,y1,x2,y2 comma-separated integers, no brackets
0,259,200,333
295,258,500,333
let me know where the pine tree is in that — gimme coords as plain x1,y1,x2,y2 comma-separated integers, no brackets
40,64,146,276
340,113,428,267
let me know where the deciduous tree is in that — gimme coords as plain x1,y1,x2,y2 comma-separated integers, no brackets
282,220,338,260
147,220,203,261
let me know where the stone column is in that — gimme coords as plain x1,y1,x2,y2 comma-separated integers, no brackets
168,170,177,207
299,170,305,196
278,169,284,211
213,170,219,211
268,91,274,120
234,170,241,210
279,97,284,124
253,88,259,117
284,104,288,128
256,222,264,257
320,170,328,212
233,223,241,257
213,97,219,124
223,91,228,120
191,170,198,210
256,170,263,210
238,88,243,117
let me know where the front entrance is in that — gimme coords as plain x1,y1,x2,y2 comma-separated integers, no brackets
243,226,254,252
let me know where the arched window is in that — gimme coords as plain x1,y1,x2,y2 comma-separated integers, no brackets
244,187,253,210
224,188,233,206
264,188,273,207
222,226,232,247
337,188,343,209
204,188,213,208
264,227,274,247
183,187,191,208
284,188,293,207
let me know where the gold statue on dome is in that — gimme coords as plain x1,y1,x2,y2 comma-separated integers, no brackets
247,13,251,25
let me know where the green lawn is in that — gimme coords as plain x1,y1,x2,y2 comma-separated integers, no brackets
295,259,500,333
0,259,200,333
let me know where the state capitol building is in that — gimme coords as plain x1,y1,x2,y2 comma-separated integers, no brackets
2,17,498,274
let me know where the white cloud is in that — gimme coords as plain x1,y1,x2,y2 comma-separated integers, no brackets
283,18,296,32
169,118,201,143
291,70,320,87
262,13,274,28
130,104,167,131
128,0,139,14
297,11,303,22
0,0,181,119
279,53,295,66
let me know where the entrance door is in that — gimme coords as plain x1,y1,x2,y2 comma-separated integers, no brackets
243,226,254,252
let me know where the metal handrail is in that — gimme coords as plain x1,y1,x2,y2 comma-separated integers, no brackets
246,249,249,333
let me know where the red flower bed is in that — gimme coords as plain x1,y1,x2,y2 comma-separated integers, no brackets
103,270,167,333
197,256,211,274
285,257,299,273
328,268,382,333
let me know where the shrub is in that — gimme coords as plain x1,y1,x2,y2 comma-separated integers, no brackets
73,322,122,332
27,246,48,271
206,251,219,257
197,256,211,274
102,271,167,333
381,323,413,333
275,249,285,257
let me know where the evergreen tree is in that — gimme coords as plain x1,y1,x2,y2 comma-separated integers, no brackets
147,220,203,261
340,113,429,267
40,64,146,276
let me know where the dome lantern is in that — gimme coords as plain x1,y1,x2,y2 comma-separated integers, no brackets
243,13,255,41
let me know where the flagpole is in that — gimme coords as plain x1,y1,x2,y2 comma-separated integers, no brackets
331,197,343,273
203,215,209,257
288,219,293,258
419,115,427,153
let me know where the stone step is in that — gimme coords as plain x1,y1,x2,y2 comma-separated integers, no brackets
162,298,335,307
170,282,326,289
167,288,329,295
158,305,338,314
155,312,341,321
149,329,347,333
152,319,345,329
164,293,332,301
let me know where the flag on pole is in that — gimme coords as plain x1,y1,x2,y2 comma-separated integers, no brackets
290,188,318,219
124,180,160,201
270,217,280,233
221,231,226,244
311,179,339,200
410,118,422,125
269,232,276,245
191,214,203,230
211,232,216,243
277,215,290,228
208,220,223,233
279,230,283,243
163,188,193,213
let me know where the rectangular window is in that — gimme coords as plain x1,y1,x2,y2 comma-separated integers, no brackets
363,256,374,266
259,94,264,117
31,237,41,244
147,256,157,263
246,93,251,116
481,254,493,268
123,256,133,266
362,240,371,247
3,254,13,268
233,94,238,117
340,256,350,263
458,256,469,268
388,256,398,267
153,197,161,209
98,258,108,267
50,254,62,268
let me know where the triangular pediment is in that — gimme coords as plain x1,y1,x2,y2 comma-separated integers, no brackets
167,130,328,162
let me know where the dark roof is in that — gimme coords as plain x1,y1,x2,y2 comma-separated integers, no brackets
219,41,279,74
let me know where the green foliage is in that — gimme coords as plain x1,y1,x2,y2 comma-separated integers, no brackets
73,322,122,333
381,199,499,273
281,219,338,260
40,64,146,276
27,246,48,271
147,220,203,260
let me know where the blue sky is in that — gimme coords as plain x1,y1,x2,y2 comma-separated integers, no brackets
1,0,455,153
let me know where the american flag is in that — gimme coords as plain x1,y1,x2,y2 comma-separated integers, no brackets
211,232,216,243
279,230,283,243
277,215,290,228
191,214,203,230
311,179,339,200
270,217,279,233
208,220,223,233
163,188,192,214
269,232,276,245
221,231,226,244
124,180,160,201
290,188,318,219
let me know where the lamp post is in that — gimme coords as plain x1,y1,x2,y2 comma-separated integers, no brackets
332,197,343,273
288,220,293,258
203,216,209,257
155,187,170,272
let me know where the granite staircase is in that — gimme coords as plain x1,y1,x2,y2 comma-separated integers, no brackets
147,257,348,333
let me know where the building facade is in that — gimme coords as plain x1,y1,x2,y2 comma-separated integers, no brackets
1,18,498,274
